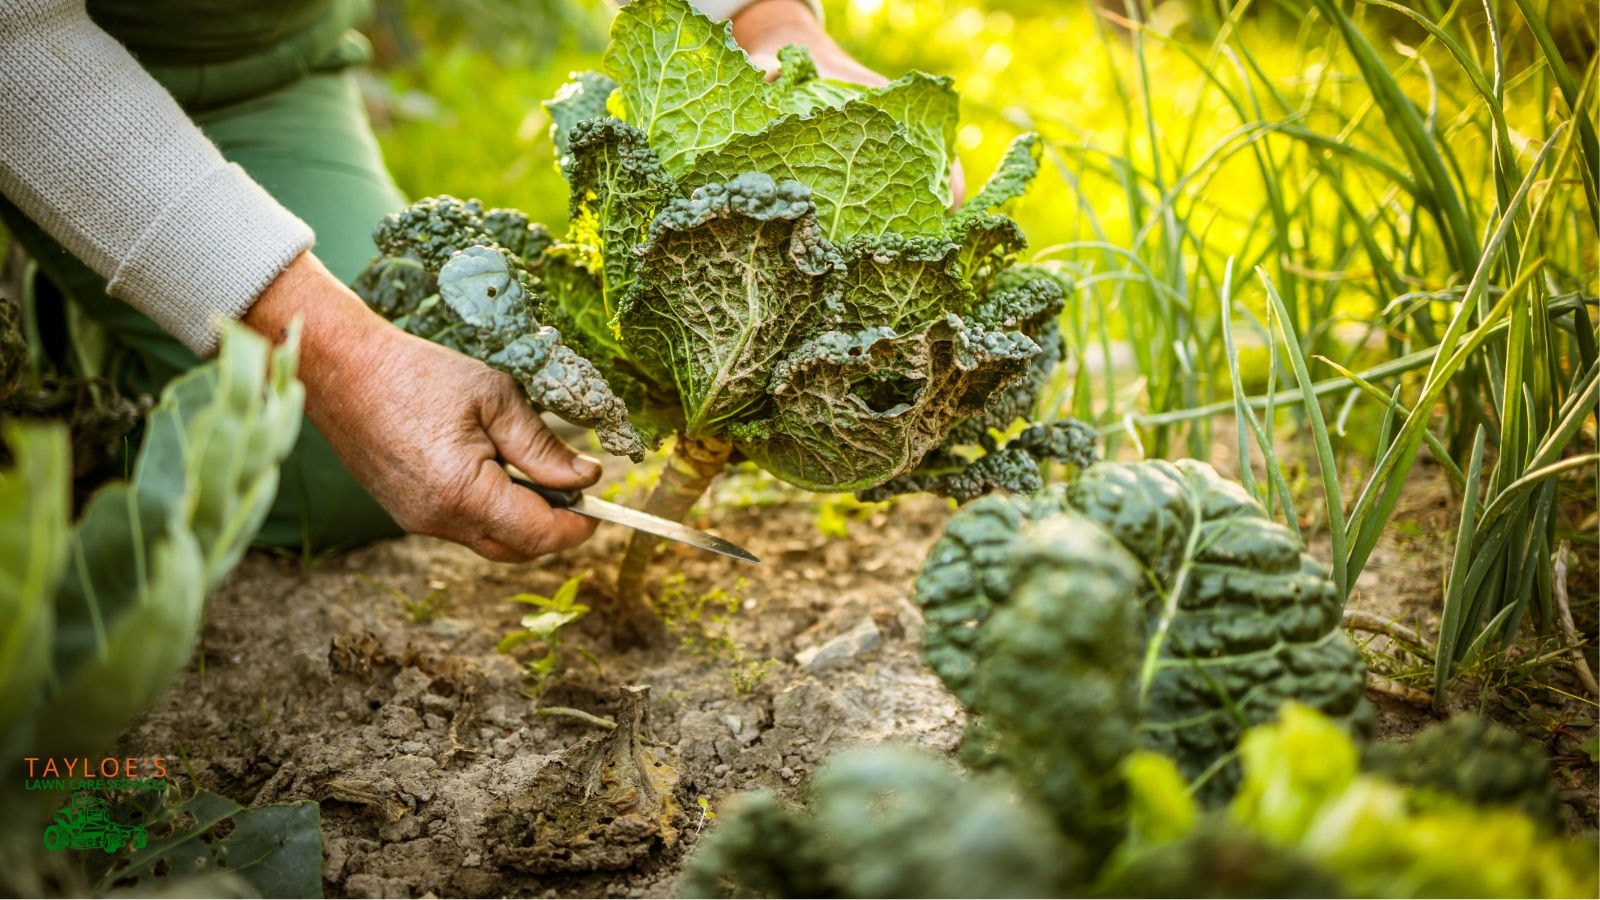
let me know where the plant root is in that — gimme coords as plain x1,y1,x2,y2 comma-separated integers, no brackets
1343,609,1432,657
537,706,618,730
1552,541,1599,698
1365,676,1434,708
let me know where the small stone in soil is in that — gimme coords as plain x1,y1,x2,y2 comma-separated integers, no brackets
795,616,882,671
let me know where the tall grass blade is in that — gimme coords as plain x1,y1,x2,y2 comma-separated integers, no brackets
1259,268,1347,597
1435,425,1487,699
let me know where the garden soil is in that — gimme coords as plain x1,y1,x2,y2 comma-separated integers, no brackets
114,455,1593,898
117,465,971,898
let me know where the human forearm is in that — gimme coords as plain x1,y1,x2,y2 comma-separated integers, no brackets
243,253,602,561
730,0,884,86
0,0,311,355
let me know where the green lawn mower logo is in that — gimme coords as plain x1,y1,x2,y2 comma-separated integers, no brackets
42,792,149,854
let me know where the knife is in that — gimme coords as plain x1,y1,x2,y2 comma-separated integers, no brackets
509,474,761,565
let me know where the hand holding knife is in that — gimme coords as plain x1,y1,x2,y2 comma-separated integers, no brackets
509,474,760,564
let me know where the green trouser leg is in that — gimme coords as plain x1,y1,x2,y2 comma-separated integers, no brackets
0,71,407,550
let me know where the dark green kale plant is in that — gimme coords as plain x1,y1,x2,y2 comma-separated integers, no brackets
917,458,1371,803
352,0,1088,640
684,463,1595,899
1363,714,1565,824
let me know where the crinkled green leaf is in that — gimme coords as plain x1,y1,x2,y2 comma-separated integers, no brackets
373,195,503,270
439,248,647,460
490,329,647,460
481,208,551,263
563,118,676,312
685,750,1074,898
619,173,842,437
352,254,433,323
950,213,1028,295
960,132,1042,218
858,418,1099,504
827,233,972,330
687,101,947,240
771,44,861,116
536,246,631,365
603,0,776,173
438,245,530,340
977,515,1145,856
915,460,1371,807
942,268,1068,444
546,70,619,167
858,73,960,200
730,316,1038,491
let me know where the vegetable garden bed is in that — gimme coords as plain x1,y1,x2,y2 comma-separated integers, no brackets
110,441,1596,897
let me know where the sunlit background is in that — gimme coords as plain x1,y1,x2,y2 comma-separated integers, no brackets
362,0,1595,447
359,1,1597,681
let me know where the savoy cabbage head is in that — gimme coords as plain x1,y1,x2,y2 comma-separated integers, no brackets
355,0,1079,501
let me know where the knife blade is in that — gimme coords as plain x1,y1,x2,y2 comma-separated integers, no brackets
510,475,761,565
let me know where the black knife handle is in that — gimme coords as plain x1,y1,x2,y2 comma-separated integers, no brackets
508,475,582,510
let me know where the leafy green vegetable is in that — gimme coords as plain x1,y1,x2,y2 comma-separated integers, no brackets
683,748,1074,899
354,1,1076,605
357,199,646,460
916,459,1370,802
971,516,1143,856
1115,706,1597,899
1363,715,1564,824
685,461,1594,898
0,322,303,763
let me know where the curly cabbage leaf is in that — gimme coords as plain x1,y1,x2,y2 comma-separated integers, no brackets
682,748,1074,899
355,0,1067,496
687,101,948,240
1363,715,1564,824
915,459,1370,803
973,516,1144,856
356,202,647,461
602,0,775,174
617,173,840,435
730,316,1038,491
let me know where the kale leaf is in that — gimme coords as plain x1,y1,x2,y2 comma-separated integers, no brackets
916,459,1371,803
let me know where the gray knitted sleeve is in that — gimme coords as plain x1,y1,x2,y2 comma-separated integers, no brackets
0,0,314,356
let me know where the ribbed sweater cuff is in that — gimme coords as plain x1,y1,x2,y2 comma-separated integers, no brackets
107,162,314,356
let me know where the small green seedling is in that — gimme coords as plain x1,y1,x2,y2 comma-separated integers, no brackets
694,796,717,833
658,574,780,696
360,575,451,623
497,572,596,698
728,658,779,697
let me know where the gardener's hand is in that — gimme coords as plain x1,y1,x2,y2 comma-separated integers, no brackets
244,252,600,562
730,0,966,207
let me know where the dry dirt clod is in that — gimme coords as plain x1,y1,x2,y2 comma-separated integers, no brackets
485,685,685,874
318,778,412,825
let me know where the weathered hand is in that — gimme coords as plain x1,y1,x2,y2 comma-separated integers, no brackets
730,0,966,207
245,253,600,561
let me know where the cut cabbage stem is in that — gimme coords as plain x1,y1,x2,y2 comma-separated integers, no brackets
607,434,734,644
